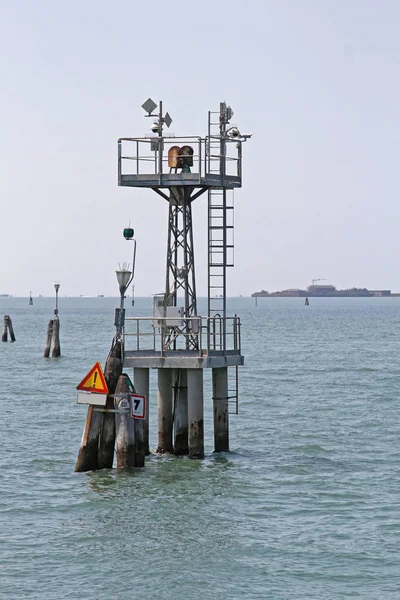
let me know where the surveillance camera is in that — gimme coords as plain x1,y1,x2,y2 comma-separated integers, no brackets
230,128,239,137
242,133,253,139
151,121,160,133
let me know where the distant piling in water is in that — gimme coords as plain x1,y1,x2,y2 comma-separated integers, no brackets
44,283,61,358
51,317,61,357
2,315,15,342
44,317,61,357
44,319,53,357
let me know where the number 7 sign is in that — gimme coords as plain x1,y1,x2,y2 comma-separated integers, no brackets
130,394,146,419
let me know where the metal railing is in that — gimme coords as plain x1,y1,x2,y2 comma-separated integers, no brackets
118,136,241,181
123,315,241,356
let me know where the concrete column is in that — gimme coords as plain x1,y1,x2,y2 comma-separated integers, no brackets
157,368,173,453
134,367,150,455
173,369,188,455
212,367,229,452
187,369,204,459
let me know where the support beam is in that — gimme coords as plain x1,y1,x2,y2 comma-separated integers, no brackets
187,369,204,459
134,367,150,455
173,369,188,455
212,367,229,452
157,369,173,453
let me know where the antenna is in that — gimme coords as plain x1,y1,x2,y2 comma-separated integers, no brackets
312,278,326,286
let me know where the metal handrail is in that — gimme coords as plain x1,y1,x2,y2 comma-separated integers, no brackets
118,136,241,179
124,315,241,355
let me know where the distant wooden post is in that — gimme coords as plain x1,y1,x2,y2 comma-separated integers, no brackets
51,317,61,357
44,320,54,357
2,316,8,342
2,315,15,342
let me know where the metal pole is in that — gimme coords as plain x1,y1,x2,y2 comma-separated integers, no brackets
54,284,60,316
158,100,163,179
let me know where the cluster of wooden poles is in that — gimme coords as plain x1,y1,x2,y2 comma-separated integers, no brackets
44,316,61,358
1,314,61,357
2,315,16,342
75,338,146,471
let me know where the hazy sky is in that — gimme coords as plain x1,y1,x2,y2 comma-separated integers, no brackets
1,0,400,296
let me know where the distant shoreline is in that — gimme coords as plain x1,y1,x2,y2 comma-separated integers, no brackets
252,286,399,298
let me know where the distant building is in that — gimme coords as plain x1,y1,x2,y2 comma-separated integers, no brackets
279,289,307,297
307,284,337,295
252,284,394,298
369,290,391,297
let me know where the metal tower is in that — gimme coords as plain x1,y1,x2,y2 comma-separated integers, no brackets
118,99,251,458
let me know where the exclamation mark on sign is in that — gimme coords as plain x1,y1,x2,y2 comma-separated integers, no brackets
93,372,98,389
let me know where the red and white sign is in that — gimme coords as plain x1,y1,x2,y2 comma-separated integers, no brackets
76,362,109,394
130,394,146,419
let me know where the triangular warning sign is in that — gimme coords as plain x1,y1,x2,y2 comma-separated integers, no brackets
77,362,109,394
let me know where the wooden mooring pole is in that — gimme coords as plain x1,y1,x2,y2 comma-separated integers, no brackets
44,319,53,357
75,338,123,472
2,315,16,342
51,317,61,357
114,374,136,468
97,340,123,469
44,317,61,357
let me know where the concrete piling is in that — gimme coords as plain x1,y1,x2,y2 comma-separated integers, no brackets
157,369,173,453
173,369,188,455
133,367,150,456
187,369,204,459
212,367,229,452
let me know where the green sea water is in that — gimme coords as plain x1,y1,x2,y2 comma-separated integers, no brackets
0,296,399,599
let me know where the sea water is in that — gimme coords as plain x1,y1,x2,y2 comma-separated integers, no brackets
0,296,399,599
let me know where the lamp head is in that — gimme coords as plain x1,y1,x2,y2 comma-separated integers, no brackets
116,269,132,296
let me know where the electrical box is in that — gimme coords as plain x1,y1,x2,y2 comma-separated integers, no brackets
153,295,165,328
166,306,184,327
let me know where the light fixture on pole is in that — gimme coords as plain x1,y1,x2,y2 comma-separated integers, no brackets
116,266,132,298
114,228,137,336
54,282,60,315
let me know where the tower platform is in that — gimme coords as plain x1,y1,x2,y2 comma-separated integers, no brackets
118,136,242,190
119,172,241,189
123,350,244,370
123,315,243,370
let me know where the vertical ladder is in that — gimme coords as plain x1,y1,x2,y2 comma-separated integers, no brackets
207,188,235,321
207,109,235,352
228,365,239,414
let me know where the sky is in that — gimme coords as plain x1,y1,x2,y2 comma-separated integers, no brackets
1,0,400,297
